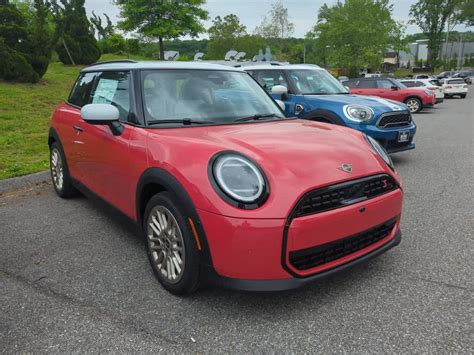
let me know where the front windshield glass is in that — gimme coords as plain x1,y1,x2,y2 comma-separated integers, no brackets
288,69,348,95
141,70,285,125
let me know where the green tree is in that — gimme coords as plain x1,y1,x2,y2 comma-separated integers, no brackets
53,0,101,65
308,0,397,73
90,11,114,40
390,22,409,67
208,14,246,39
409,0,463,70
0,0,39,82
254,1,294,39
115,0,208,60
28,0,53,77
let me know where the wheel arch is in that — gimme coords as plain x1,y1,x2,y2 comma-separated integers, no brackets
303,108,346,125
136,168,214,267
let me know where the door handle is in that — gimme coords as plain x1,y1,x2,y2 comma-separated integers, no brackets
72,125,83,132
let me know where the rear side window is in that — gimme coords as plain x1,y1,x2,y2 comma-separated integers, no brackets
90,71,131,121
377,80,394,89
252,70,289,92
401,81,416,87
343,79,358,88
358,80,376,88
68,73,97,107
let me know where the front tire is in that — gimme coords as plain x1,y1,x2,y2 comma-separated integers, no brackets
404,97,422,113
460,94,467,99
143,192,200,295
50,142,77,198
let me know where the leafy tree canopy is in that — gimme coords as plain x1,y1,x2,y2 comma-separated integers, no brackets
254,1,294,39
308,0,397,72
115,0,208,59
208,14,246,39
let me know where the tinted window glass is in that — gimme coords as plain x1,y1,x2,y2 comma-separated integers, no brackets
91,71,131,121
253,70,289,92
377,79,395,89
287,69,348,94
401,81,416,87
68,73,97,107
447,79,465,84
344,79,358,88
415,81,426,86
141,70,284,125
358,80,376,88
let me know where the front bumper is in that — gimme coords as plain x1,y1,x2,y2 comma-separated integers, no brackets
198,187,403,291
351,123,417,153
435,97,444,104
207,230,401,291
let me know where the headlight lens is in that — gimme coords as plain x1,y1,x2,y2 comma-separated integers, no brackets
365,134,394,170
211,153,267,205
343,105,374,122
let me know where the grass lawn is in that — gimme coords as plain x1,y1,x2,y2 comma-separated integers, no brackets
0,54,151,180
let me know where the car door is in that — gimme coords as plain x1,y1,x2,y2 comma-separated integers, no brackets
55,72,98,179
74,70,139,215
352,79,378,96
375,79,399,100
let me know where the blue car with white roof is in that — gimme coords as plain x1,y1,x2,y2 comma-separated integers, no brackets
244,64,416,153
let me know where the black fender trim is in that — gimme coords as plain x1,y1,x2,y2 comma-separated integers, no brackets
47,127,73,179
136,168,214,268
303,109,345,125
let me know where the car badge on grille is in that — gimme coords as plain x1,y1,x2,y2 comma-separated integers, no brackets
339,163,353,173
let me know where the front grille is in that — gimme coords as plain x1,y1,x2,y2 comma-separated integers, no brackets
293,175,398,218
377,113,412,128
289,218,397,271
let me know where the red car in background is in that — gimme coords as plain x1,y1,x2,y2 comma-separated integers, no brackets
49,61,403,295
343,77,436,113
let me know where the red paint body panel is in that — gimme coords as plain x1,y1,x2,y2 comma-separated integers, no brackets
349,87,436,105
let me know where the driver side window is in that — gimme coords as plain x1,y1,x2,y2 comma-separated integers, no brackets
91,71,131,122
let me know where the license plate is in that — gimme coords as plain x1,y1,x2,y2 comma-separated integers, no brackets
398,131,409,142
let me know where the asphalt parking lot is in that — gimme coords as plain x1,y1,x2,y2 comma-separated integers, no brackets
1,95,473,353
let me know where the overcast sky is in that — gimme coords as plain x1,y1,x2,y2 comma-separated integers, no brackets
85,0,472,38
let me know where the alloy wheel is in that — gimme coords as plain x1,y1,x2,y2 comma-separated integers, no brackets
146,206,185,284
406,99,420,113
50,148,64,191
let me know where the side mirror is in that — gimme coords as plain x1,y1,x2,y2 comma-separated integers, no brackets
344,86,350,91
271,85,289,100
81,104,124,136
275,99,286,111
391,85,399,90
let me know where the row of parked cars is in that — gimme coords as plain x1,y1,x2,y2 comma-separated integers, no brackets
47,59,466,294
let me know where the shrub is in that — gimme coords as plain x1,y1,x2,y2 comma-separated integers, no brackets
0,41,39,83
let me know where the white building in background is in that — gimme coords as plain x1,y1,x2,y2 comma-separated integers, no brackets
398,39,474,68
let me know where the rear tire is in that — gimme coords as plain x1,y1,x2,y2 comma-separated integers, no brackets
460,94,467,99
49,142,77,198
404,97,422,113
143,192,200,295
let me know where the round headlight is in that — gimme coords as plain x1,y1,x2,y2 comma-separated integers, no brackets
210,152,268,207
343,105,374,122
365,134,394,170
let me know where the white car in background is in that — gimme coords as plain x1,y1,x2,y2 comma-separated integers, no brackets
399,79,444,104
441,78,469,99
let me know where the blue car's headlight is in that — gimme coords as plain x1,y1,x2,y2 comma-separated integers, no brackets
365,134,394,170
343,105,374,122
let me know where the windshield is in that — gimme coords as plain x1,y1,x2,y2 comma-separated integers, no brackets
141,70,285,125
288,69,348,95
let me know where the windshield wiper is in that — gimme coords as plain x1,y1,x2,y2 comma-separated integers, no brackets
147,119,214,126
234,113,281,122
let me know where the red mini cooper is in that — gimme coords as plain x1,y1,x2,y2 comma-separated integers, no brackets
49,61,403,294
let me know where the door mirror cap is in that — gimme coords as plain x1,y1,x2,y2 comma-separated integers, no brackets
81,104,120,123
275,99,286,111
271,85,289,100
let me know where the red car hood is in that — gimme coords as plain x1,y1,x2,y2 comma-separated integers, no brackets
146,119,396,218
